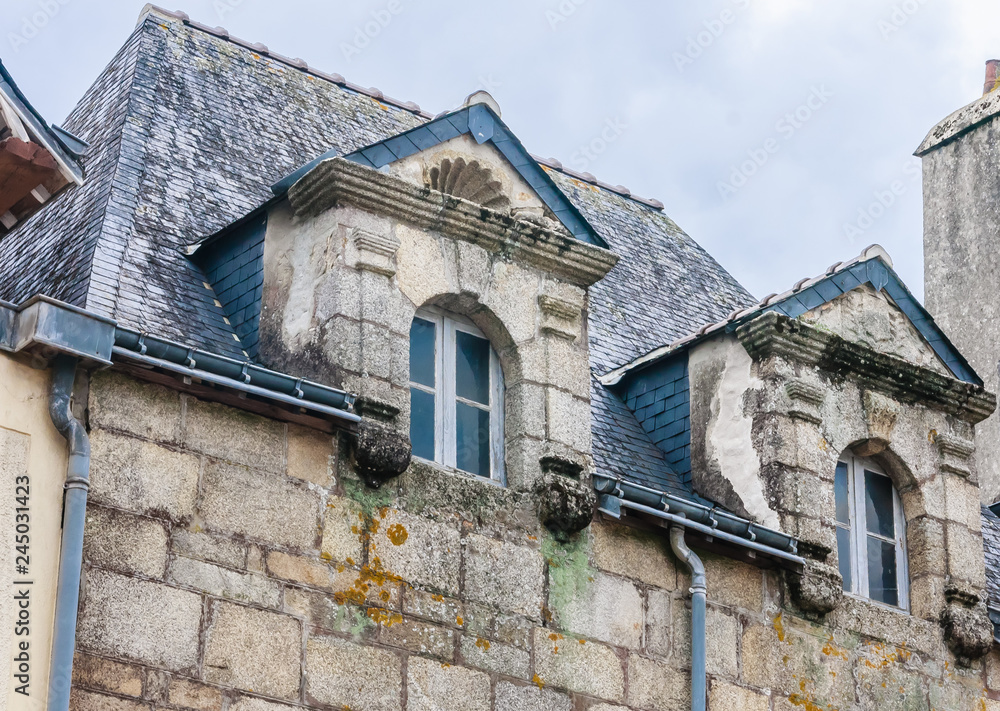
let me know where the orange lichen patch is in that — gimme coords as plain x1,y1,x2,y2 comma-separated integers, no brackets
367,608,403,627
928,429,938,442
821,636,848,661
431,594,444,602
553,647,559,654
527,535,538,541
860,642,910,670
346,557,356,566
475,638,491,651
387,524,409,546
532,674,545,689
380,590,391,602
818,438,829,452
579,639,586,645
787,694,828,711
548,633,563,642
320,552,333,561
773,613,787,643
456,615,464,626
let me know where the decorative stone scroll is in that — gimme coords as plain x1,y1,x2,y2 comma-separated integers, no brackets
538,294,582,341
784,378,825,424
348,227,400,277
935,433,975,478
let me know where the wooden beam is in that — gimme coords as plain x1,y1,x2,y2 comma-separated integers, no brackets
0,137,57,215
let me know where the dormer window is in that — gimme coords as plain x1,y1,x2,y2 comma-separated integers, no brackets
409,306,505,482
835,453,909,609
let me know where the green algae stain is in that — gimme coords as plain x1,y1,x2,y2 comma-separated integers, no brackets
542,532,593,620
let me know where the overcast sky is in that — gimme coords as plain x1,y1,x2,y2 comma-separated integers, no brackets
3,0,999,301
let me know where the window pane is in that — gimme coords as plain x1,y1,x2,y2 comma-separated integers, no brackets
409,318,436,388
867,536,899,606
864,470,895,538
456,402,490,477
835,461,850,525
410,388,435,460
836,526,852,592
456,330,490,405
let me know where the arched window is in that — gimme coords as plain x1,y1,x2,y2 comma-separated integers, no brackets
835,452,909,609
408,306,505,482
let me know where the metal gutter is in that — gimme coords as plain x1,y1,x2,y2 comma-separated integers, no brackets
46,357,89,711
594,474,800,557
113,328,359,425
670,526,706,711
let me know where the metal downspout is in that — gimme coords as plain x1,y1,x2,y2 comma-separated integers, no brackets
671,525,707,711
46,356,89,711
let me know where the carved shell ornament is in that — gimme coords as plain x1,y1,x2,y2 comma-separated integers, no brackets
428,157,511,211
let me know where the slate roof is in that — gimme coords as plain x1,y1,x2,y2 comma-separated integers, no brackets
0,7,754,501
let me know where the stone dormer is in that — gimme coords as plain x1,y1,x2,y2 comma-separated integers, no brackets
239,96,617,534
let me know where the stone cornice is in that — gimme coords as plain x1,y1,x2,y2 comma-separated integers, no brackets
736,312,996,424
288,157,620,287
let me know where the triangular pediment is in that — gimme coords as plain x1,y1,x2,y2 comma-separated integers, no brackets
799,283,951,375
343,101,607,248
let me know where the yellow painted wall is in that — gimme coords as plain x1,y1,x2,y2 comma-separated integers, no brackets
0,353,67,711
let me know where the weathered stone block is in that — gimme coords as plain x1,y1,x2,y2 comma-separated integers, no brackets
906,516,946,579
203,603,301,699
267,551,338,590
283,585,380,637
171,529,247,569
77,570,201,672
494,680,572,711
944,474,983,530
168,556,280,607
481,260,539,345
710,681,768,711
379,616,455,660
89,371,182,443
321,497,366,563
287,424,335,486
495,611,534,649
84,505,169,579
533,628,624,701
199,460,321,549
69,689,148,711
464,533,545,618
166,678,224,710
305,635,402,711
404,588,464,628
545,389,591,453
671,602,740,678
407,655,491,711
89,431,200,520
683,553,764,611
909,574,946,621
591,520,676,590
552,571,643,649
627,654,690,710
460,634,530,678
946,522,988,589
72,653,143,697
183,398,285,471
228,697,302,711
369,509,461,595
646,588,671,658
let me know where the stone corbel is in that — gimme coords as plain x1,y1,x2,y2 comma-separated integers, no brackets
347,227,400,277
538,294,583,341
935,433,975,478
940,585,993,664
535,456,595,540
350,419,411,489
784,379,825,424
787,559,843,617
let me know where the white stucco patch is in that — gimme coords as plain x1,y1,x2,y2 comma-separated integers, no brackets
692,337,779,529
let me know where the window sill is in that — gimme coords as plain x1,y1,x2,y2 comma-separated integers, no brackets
410,456,506,489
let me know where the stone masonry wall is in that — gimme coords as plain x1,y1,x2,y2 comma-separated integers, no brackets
71,369,1000,711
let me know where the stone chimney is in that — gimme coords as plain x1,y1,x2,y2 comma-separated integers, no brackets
919,59,1000,504
985,59,1000,95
